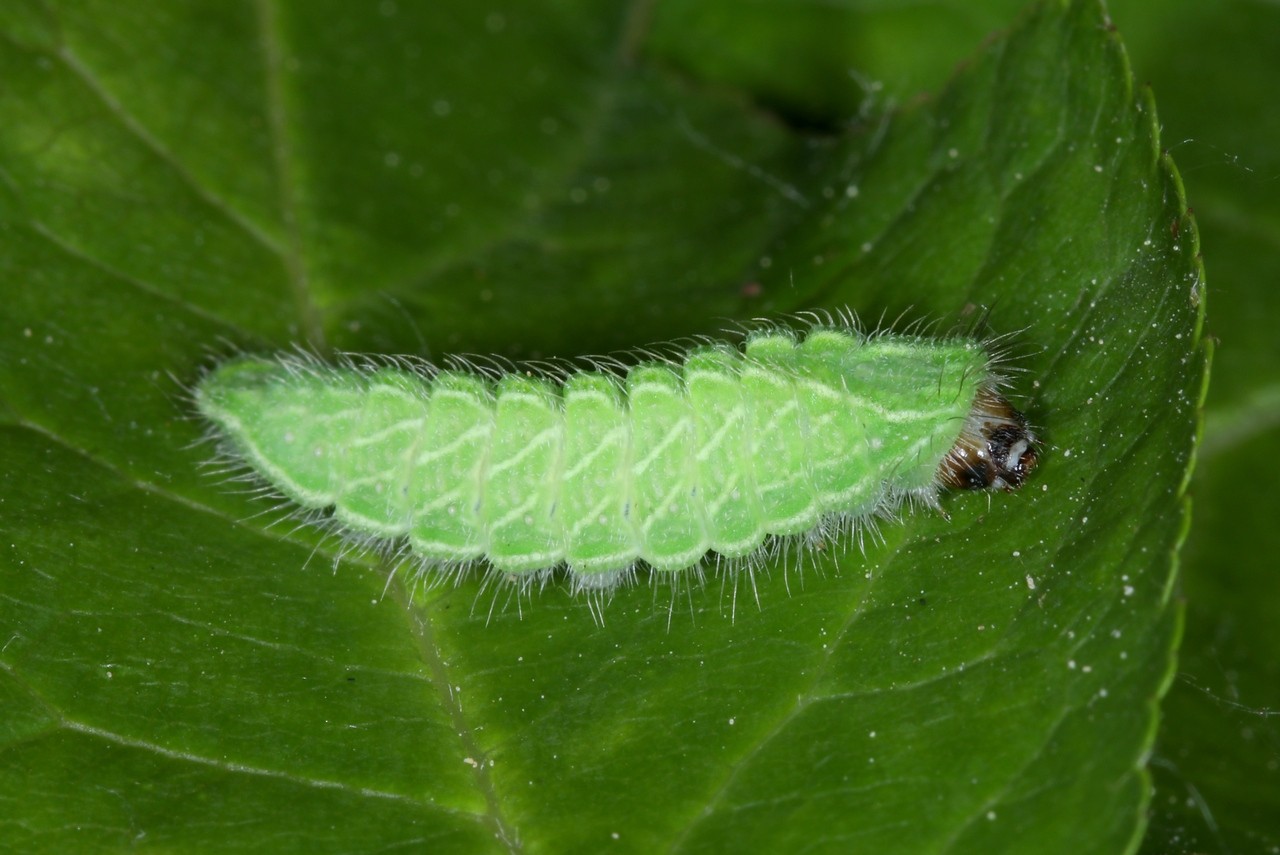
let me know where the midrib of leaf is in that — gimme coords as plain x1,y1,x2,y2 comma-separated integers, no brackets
399,583,525,852
254,0,325,348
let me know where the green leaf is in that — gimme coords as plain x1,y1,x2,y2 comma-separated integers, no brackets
0,1,1204,852
1103,0,1280,851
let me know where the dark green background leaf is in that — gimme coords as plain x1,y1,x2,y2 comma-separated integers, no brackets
1,1,1206,852
1103,1,1280,852
656,0,1280,848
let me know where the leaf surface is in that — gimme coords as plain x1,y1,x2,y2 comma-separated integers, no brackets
0,2,1204,852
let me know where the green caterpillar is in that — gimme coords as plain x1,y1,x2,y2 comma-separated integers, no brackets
195,318,1038,591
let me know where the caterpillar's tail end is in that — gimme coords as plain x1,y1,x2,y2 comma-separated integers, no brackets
938,386,1039,492
195,358,283,416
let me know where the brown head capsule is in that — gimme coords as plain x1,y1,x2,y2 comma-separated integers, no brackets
938,385,1039,491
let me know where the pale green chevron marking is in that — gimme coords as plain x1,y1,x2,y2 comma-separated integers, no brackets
333,369,427,535
408,372,492,560
483,376,564,572
627,365,709,572
195,321,996,586
560,373,634,576
685,345,763,558
742,333,819,535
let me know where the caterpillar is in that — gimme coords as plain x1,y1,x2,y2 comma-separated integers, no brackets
195,316,1038,594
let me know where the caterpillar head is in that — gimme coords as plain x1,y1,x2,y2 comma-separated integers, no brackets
938,385,1039,492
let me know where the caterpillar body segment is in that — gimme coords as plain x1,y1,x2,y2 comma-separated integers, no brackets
196,323,1038,586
